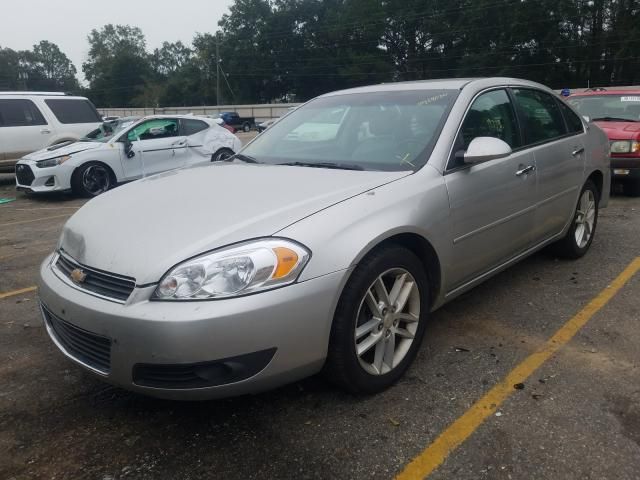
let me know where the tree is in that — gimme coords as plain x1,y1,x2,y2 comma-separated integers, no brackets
83,24,152,107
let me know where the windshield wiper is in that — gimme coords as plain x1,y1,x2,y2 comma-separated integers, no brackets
230,153,261,164
278,161,364,171
592,116,639,122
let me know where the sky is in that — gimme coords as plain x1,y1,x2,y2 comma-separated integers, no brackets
1,0,235,81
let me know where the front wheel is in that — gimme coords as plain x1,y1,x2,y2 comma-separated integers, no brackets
550,179,599,259
71,162,113,197
324,245,429,394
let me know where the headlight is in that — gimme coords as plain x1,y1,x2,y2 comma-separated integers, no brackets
610,141,630,153
36,155,71,168
154,238,310,300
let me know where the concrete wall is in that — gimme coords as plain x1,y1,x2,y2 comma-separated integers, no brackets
98,103,301,122
99,85,640,121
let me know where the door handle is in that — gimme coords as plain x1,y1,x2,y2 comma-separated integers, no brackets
40,129,51,134
572,147,585,156
172,140,186,147
516,164,536,176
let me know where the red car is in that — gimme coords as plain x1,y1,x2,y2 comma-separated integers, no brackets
567,90,640,196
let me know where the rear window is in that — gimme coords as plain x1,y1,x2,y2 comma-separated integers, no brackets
44,99,102,124
0,99,47,127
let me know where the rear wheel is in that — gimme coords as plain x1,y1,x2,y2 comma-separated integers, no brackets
71,162,113,198
242,122,251,133
211,148,235,162
324,245,429,394
550,180,599,259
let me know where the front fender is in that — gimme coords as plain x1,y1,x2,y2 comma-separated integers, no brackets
277,167,452,306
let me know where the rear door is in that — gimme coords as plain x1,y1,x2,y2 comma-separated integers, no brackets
444,89,538,289
511,88,585,242
0,98,50,163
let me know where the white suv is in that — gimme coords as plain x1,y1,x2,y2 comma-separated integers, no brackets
0,92,102,173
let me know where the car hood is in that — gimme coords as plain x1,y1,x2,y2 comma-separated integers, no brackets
23,141,103,161
59,163,410,285
593,121,640,140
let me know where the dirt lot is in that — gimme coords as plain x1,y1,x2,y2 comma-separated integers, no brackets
0,167,639,479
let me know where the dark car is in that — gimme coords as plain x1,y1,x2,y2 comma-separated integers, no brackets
218,112,255,132
568,90,640,196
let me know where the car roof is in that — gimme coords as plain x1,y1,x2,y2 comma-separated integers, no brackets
570,90,640,97
320,77,553,97
136,114,216,125
0,91,89,100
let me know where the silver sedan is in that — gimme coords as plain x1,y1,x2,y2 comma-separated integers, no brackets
38,78,610,400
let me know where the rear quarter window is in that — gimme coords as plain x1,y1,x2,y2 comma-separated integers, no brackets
44,99,102,124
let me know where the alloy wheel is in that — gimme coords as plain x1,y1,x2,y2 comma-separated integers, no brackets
82,165,110,196
574,189,596,248
354,268,421,375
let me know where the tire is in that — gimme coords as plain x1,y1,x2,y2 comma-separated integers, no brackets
242,122,251,133
550,179,599,259
625,180,640,197
70,162,114,198
211,148,235,162
324,245,430,394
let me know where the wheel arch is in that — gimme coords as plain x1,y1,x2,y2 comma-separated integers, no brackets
71,160,118,184
349,231,442,310
586,169,604,200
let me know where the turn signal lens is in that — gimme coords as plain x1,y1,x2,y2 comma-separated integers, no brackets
272,247,299,279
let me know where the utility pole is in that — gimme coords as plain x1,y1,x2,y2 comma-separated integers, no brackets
216,32,221,106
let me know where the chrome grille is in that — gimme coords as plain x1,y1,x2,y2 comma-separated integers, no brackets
42,304,111,374
55,252,136,302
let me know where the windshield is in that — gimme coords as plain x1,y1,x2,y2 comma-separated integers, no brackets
567,94,640,122
82,117,140,142
241,90,458,171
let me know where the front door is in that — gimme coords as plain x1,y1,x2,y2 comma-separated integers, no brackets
121,118,186,178
444,89,538,291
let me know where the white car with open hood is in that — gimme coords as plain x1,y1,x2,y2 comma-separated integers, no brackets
15,115,242,197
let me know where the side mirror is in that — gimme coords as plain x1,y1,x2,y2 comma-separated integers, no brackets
462,137,512,164
124,139,135,158
582,115,590,123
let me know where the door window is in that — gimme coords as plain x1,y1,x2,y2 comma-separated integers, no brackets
557,101,584,134
459,89,520,151
0,99,47,127
127,119,179,141
44,99,102,124
181,119,209,136
512,89,567,144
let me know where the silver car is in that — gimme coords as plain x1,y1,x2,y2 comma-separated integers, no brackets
38,78,610,400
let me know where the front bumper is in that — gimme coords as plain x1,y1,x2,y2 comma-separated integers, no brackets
15,160,74,193
38,255,348,400
611,157,640,180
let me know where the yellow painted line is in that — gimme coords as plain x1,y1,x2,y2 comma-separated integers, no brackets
0,286,37,300
397,256,640,480
0,214,70,228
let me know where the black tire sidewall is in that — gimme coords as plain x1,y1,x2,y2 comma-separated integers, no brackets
327,246,430,393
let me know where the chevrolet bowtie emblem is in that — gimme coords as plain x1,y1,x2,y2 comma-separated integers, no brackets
70,268,87,284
